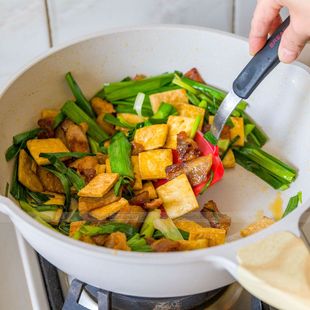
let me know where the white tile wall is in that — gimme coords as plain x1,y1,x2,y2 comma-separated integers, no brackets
47,0,233,45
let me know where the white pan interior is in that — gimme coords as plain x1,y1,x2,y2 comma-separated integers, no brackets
0,26,310,242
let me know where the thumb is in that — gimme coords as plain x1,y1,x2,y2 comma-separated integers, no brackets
278,25,307,63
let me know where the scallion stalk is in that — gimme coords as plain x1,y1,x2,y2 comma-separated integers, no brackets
190,115,201,138
282,192,302,218
103,114,135,129
127,234,152,252
140,209,161,238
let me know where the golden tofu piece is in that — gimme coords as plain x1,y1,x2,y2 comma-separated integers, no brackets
189,227,226,246
230,117,244,146
95,164,106,174
69,221,85,237
134,181,157,199
131,156,142,190
91,97,115,115
114,204,146,229
134,124,168,150
105,158,112,173
139,149,173,180
150,89,188,113
18,149,43,192
177,104,205,131
96,114,116,136
90,198,128,220
165,116,196,149
43,192,65,205
174,218,204,233
78,190,121,215
117,113,146,125
27,138,69,165
178,239,209,251
40,109,59,119
156,174,199,219
78,173,119,197
222,149,236,168
240,216,275,237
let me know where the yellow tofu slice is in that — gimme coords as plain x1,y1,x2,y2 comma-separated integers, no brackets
90,198,128,220
222,149,236,168
230,117,244,146
117,113,146,125
189,227,226,246
165,116,196,149
43,192,65,205
156,174,199,219
91,97,115,114
105,158,112,173
69,221,85,237
18,149,43,192
40,109,59,119
131,156,142,190
174,218,204,233
139,149,173,180
177,104,205,131
78,173,119,197
27,138,69,165
240,216,275,237
134,124,168,150
95,164,106,174
134,181,157,199
178,239,209,251
150,89,188,113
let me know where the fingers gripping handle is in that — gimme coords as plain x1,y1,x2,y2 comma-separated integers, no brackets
233,17,290,99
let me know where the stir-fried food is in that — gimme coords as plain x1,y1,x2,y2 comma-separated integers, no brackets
5,68,298,252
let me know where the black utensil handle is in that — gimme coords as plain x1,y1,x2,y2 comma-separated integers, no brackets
233,17,290,99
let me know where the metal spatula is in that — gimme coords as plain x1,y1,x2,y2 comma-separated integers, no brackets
211,17,290,139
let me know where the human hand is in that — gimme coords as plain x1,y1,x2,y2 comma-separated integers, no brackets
249,0,310,63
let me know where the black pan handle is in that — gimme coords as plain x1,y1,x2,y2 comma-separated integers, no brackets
233,17,290,99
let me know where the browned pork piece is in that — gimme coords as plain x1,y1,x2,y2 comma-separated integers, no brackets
113,204,146,229
129,191,149,207
37,166,64,193
131,142,144,155
37,117,55,139
70,156,98,183
201,200,231,233
57,119,90,152
184,67,206,84
150,238,180,252
166,155,212,186
104,232,131,251
176,131,200,162
144,198,163,211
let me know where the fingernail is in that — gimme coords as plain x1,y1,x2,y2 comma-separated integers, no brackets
279,48,299,63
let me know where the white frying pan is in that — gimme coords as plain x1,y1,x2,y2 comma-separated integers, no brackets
0,26,309,309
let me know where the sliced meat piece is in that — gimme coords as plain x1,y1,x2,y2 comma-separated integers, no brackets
91,97,115,115
81,168,97,183
37,166,64,193
176,131,200,162
60,119,90,153
96,113,116,136
70,156,98,182
78,190,121,215
145,237,155,245
144,198,163,211
129,191,150,207
113,204,146,229
104,232,131,251
201,200,231,233
92,234,109,246
166,155,212,186
131,142,144,155
133,74,146,81
184,68,206,84
151,238,180,252
37,117,55,139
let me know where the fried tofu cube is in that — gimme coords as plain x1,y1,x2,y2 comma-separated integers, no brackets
230,117,244,146
78,173,119,197
90,198,128,220
165,116,196,149
150,89,188,113
222,149,236,168
105,158,112,173
91,97,115,115
114,204,146,229
134,181,157,199
178,239,209,251
131,156,142,190
18,149,43,192
134,124,168,150
156,174,199,219
43,192,65,205
177,104,205,131
240,216,275,237
189,227,226,246
27,138,69,165
40,109,59,119
117,113,146,125
139,149,173,180
78,190,121,215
